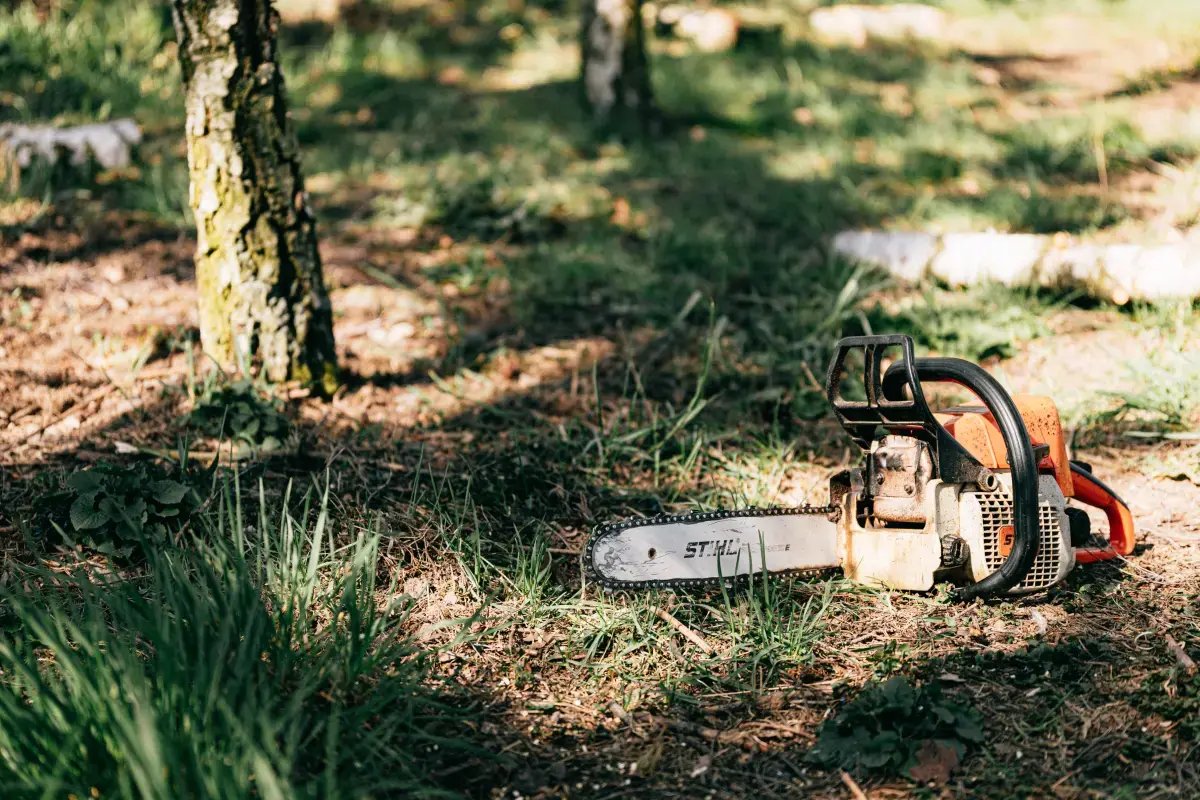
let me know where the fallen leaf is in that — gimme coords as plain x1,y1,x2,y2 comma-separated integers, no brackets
610,197,631,227
908,740,960,784
792,107,815,125
437,66,466,86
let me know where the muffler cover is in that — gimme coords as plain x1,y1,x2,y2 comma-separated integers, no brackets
959,474,1074,594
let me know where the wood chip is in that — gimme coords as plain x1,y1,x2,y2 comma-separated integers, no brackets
0,383,115,452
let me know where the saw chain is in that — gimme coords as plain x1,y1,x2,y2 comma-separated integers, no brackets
584,504,842,591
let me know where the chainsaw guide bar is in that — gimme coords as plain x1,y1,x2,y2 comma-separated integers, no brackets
585,504,841,591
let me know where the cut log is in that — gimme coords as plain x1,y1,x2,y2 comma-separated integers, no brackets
809,3,947,48
0,119,142,170
832,229,1200,303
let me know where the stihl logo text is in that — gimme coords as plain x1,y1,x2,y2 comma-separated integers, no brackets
683,540,791,558
998,524,1015,558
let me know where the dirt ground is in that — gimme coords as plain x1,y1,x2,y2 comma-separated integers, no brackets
2,206,1198,798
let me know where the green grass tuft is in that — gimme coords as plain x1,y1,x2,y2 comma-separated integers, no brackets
0,478,482,798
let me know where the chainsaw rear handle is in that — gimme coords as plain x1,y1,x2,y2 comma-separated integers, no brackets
878,356,1040,600
1070,462,1135,560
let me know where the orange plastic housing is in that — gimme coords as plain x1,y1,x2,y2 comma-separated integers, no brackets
934,395,1134,560
935,395,1073,496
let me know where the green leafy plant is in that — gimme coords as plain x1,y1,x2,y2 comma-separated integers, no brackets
809,675,983,777
33,461,201,557
185,379,294,453
868,640,911,680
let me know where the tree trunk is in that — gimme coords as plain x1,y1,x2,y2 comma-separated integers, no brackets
581,0,654,133
172,0,337,392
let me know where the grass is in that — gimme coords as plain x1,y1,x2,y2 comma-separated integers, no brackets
1071,329,1200,439
3,0,1200,797
864,282,1058,361
1110,350,1200,431
0,477,485,798
0,0,179,125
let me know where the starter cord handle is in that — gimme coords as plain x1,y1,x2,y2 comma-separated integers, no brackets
882,358,1040,600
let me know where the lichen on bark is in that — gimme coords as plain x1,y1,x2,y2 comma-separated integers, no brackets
172,0,337,391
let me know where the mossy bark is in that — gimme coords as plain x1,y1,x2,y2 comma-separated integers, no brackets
172,0,337,392
581,0,655,134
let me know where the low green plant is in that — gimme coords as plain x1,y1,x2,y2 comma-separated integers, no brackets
185,379,295,453
1072,345,1200,443
809,675,983,777
868,640,911,680
1133,668,1200,742
32,460,202,557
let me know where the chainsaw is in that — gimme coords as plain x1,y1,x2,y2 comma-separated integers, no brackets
586,334,1135,600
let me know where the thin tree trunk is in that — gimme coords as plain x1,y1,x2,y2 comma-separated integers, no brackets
581,0,654,133
172,0,337,392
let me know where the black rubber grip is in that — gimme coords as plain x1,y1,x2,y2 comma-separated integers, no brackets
883,359,1040,600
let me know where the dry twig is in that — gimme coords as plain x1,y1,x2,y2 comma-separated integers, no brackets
654,605,714,654
635,712,761,751
1165,633,1197,676
841,769,869,800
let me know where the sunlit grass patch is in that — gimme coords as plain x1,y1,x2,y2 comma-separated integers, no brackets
863,283,1057,362
562,576,837,698
1072,336,1200,440
0,0,179,125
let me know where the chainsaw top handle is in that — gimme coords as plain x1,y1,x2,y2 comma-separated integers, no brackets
825,335,1040,601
